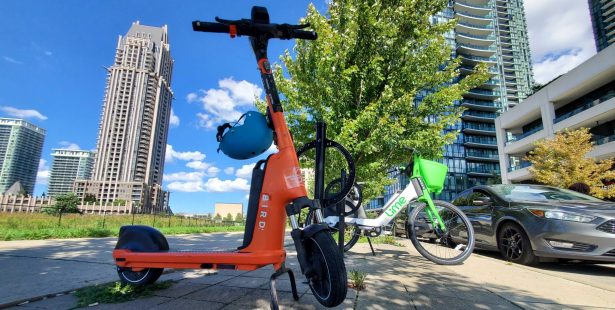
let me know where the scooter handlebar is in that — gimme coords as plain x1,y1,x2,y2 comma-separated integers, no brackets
192,20,317,41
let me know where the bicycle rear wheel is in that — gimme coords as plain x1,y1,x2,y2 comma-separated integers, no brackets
408,200,475,265
305,209,362,252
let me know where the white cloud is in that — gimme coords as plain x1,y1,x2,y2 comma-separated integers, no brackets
164,171,205,182
202,177,250,192
524,0,596,84
235,163,256,179
3,56,23,65
166,177,250,193
170,109,180,127
59,141,81,150
44,51,53,56
245,194,250,200
0,106,47,120
165,144,206,163
186,92,198,103
36,159,50,186
185,161,220,177
224,167,235,175
189,77,262,129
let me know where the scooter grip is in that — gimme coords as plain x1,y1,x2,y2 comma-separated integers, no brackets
192,21,229,33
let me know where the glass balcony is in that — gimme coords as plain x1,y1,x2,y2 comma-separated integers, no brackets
463,110,498,119
483,79,501,86
506,125,543,143
460,65,499,74
593,134,615,146
457,21,495,30
456,11,494,20
461,99,502,110
467,150,499,160
457,32,496,41
458,42,497,52
554,90,615,123
508,161,531,172
467,88,501,97
456,0,494,11
465,136,497,145
464,123,496,131
460,54,498,62
467,166,501,175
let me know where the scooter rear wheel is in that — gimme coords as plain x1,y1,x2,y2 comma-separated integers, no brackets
117,267,163,286
305,230,348,307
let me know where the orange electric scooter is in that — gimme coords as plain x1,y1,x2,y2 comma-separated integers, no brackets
112,6,347,309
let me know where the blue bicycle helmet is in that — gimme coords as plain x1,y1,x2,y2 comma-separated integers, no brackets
216,111,274,160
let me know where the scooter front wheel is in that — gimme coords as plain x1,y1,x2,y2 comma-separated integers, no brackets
305,230,348,307
117,267,163,286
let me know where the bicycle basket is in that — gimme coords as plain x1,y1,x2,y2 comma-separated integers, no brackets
414,158,447,194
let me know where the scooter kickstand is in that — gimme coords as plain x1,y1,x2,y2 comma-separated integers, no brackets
269,264,300,310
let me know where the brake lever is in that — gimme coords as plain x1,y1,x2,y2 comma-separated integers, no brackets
215,17,252,25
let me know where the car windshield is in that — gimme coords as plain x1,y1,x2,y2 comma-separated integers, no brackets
489,185,604,202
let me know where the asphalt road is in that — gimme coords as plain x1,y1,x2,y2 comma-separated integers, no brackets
1,233,614,308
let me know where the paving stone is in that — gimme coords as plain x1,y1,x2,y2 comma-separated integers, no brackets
410,293,473,310
185,274,235,285
183,285,253,304
90,296,173,309
14,294,77,309
153,298,225,310
152,280,211,298
219,275,270,289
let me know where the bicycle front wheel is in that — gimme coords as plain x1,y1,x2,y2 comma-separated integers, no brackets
408,200,475,265
305,209,362,252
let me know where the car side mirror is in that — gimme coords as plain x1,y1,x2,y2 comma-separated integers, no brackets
472,197,492,206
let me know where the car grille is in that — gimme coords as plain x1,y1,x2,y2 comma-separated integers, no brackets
597,220,615,234
603,249,615,257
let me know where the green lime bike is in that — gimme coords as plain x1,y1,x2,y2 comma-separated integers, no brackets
306,154,476,265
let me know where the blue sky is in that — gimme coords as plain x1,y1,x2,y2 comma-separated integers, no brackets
0,0,596,214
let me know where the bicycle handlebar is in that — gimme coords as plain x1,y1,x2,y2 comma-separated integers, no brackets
192,20,317,40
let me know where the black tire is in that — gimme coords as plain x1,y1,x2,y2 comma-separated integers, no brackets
409,200,475,265
305,210,361,252
296,139,356,207
498,222,539,265
117,267,163,286
304,230,348,307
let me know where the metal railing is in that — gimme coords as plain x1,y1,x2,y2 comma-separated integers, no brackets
507,125,543,143
554,91,615,123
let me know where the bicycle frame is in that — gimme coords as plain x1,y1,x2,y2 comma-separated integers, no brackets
324,157,447,232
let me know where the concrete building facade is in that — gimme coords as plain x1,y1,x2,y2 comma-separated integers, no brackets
47,149,94,197
75,22,173,214
589,0,615,52
0,118,45,195
496,44,615,184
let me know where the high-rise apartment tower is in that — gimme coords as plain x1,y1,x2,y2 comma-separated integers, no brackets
74,22,173,213
48,149,94,197
589,0,615,51
0,118,45,195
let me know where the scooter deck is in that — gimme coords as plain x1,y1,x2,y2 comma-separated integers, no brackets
113,248,286,271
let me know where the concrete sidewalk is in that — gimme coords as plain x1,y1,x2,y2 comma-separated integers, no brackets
6,237,615,309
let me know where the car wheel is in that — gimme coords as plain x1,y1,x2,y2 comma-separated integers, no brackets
498,222,539,265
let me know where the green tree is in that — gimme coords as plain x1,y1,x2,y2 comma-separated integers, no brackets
83,193,97,203
525,128,615,199
235,212,244,223
43,193,83,226
275,0,488,198
214,213,222,222
224,213,234,222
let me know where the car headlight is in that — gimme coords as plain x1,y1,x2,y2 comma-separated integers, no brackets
528,209,596,223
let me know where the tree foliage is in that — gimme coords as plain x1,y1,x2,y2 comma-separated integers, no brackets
235,212,244,223
44,193,82,216
525,128,615,199
224,213,234,222
275,0,489,198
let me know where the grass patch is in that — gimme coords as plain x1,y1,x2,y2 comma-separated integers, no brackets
73,281,174,308
357,235,403,247
348,270,367,290
0,213,245,241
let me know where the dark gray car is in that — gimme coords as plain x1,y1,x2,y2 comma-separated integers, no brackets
452,184,615,265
